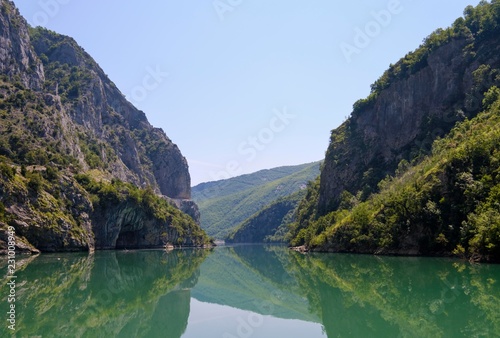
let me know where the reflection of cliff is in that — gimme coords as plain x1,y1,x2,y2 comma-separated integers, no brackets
193,245,500,337
0,250,209,338
4,246,499,337
192,245,319,323
289,253,500,338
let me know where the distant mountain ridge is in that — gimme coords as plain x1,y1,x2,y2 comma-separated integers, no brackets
192,162,321,239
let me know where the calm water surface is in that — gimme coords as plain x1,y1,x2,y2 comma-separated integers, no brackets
1,245,500,337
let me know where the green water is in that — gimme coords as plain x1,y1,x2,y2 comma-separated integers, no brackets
1,246,500,337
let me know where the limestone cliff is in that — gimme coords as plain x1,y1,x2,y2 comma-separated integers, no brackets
290,1,500,260
0,0,207,253
28,26,191,200
0,1,44,89
317,7,500,215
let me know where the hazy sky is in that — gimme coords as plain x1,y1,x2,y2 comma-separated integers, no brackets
14,0,482,185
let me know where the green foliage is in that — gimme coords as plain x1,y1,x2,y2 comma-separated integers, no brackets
227,189,306,243
193,162,321,239
295,94,500,262
20,164,27,176
43,166,59,182
288,176,321,246
27,172,44,193
79,138,103,169
0,161,15,180
28,27,94,102
0,78,78,167
352,0,500,117
76,175,210,244
483,85,500,109
0,200,5,222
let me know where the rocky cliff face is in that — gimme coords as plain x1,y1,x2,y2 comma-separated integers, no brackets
0,0,205,253
289,1,500,260
318,29,500,215
28,25,191,200
92,200,203,249
0,1,44,89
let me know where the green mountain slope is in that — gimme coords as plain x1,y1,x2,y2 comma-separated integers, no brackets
193,162,321,239
290,1,500,262
226,190,306,243
292,90,500,262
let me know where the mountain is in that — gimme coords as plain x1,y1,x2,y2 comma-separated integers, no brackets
289,1,500,262
226,190,306,243
0,0,209,253
191,245,320,323
192,161,321,239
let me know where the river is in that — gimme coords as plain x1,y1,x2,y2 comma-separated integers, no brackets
1,245,499,337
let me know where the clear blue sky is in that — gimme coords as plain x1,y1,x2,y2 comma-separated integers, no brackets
14,0,482,185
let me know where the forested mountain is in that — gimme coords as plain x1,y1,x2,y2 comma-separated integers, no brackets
0,0,209,253
192,162,321,239
226,190,306,243
290,1,500,262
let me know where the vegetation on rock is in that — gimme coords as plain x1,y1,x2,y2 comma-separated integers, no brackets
290,1,500,262
0,1,208,253
226,190,306,243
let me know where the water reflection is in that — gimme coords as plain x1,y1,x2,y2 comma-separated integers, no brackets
193,246,500,338
1,246,499,337
0,249,209,338
287,252,500,337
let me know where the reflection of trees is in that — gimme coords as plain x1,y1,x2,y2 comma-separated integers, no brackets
193,245,319,323
288,253,500,338
0,249,210,338
2,248,499,337
193,245,500,337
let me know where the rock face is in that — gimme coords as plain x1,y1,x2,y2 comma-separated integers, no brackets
29,25,191,200
167,198,201,224
92,201,200,249
0,1,44,89
318,33,500,216
289,2,500,260
0,0,205,253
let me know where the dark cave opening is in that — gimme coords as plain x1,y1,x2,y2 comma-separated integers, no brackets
115,230,140,249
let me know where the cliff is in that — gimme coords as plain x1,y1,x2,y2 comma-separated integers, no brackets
291,1,500,261
319,17,500,214
0,0,208,253
0,1,44,89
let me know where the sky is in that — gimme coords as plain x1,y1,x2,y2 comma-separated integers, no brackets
14,0,482,186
